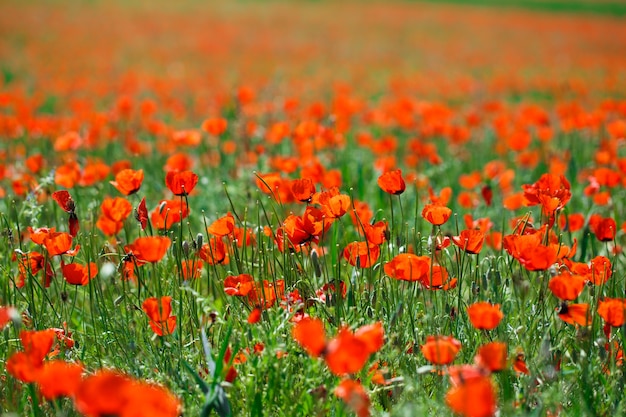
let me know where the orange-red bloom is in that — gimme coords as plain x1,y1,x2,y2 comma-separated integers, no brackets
290,178,316,203
293,319,384,375
14,250,54,288
325,323,384,375
136,197,149,230
96,197,132,236
475,342,507,373
247,308,262,324
208,212,236,237
52,190,80,236
142,296,177,336
522,173,571,215
224,274,255,297
343,241,380,268
446,371,496,417
150,199,189,230
281,206,332,248
125,236,171,263
597,298,626,327
378,169,406,195
334,379,371,417
36,360,83,400
292,317,327,357
548,272,586,301
165,170,198,196
52,190,76,213
467,302,504,330
74,369,181,417
6,329,56,383
384,253,430,282
62,262,98,286
110,168,144,196
557,303,590,326
421,335,462,365
503,232,558,271
452,229,485,254
202,117,228,136
589,215,617,242
43,231,78,257
422,203,452,226
198,237,229,265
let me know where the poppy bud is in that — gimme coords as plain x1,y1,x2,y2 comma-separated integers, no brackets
196,233,203,249
311,248,322,278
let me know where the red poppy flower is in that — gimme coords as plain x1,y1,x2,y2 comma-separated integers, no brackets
198,237,229,265
208,212,236,237
467,302,504,330
96,197,133,236
548,272,586,301
362,221,388,246
597,298,626,327
420,265,457,290
589,215,616,242
165,170,198,196
445,372,496,417
14,251,54,288
422,203,452,226
421,335,462,365
43,231,79,257
36,361,83,400
201,117,228,136
6,329,56,383
51,190,75,213
281,207,332,248
325,325,383,376
247,308,262,324
475,342,507,373
290,178,316,203
503,232,557,271
589,256,612,285
135,197,148,230
224,274,256,297
231,226,256,247
248,279,285,309
384,253,430,282
74,370,181,417
110,169,144,196
28,226,56,245
142,296,177,336
125,236,171,263
293,319,384,375
557,303,590,326
334,379,371,417
74,370,132,417
292,317,327,357
452,229,485,254
522,173,571,215
343,241,380,268
62,262,98,286
513,352,530,375
319,193,351,219
377,169,406,195
150,199,189,230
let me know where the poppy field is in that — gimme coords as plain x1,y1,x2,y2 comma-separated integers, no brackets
1,1,626,416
